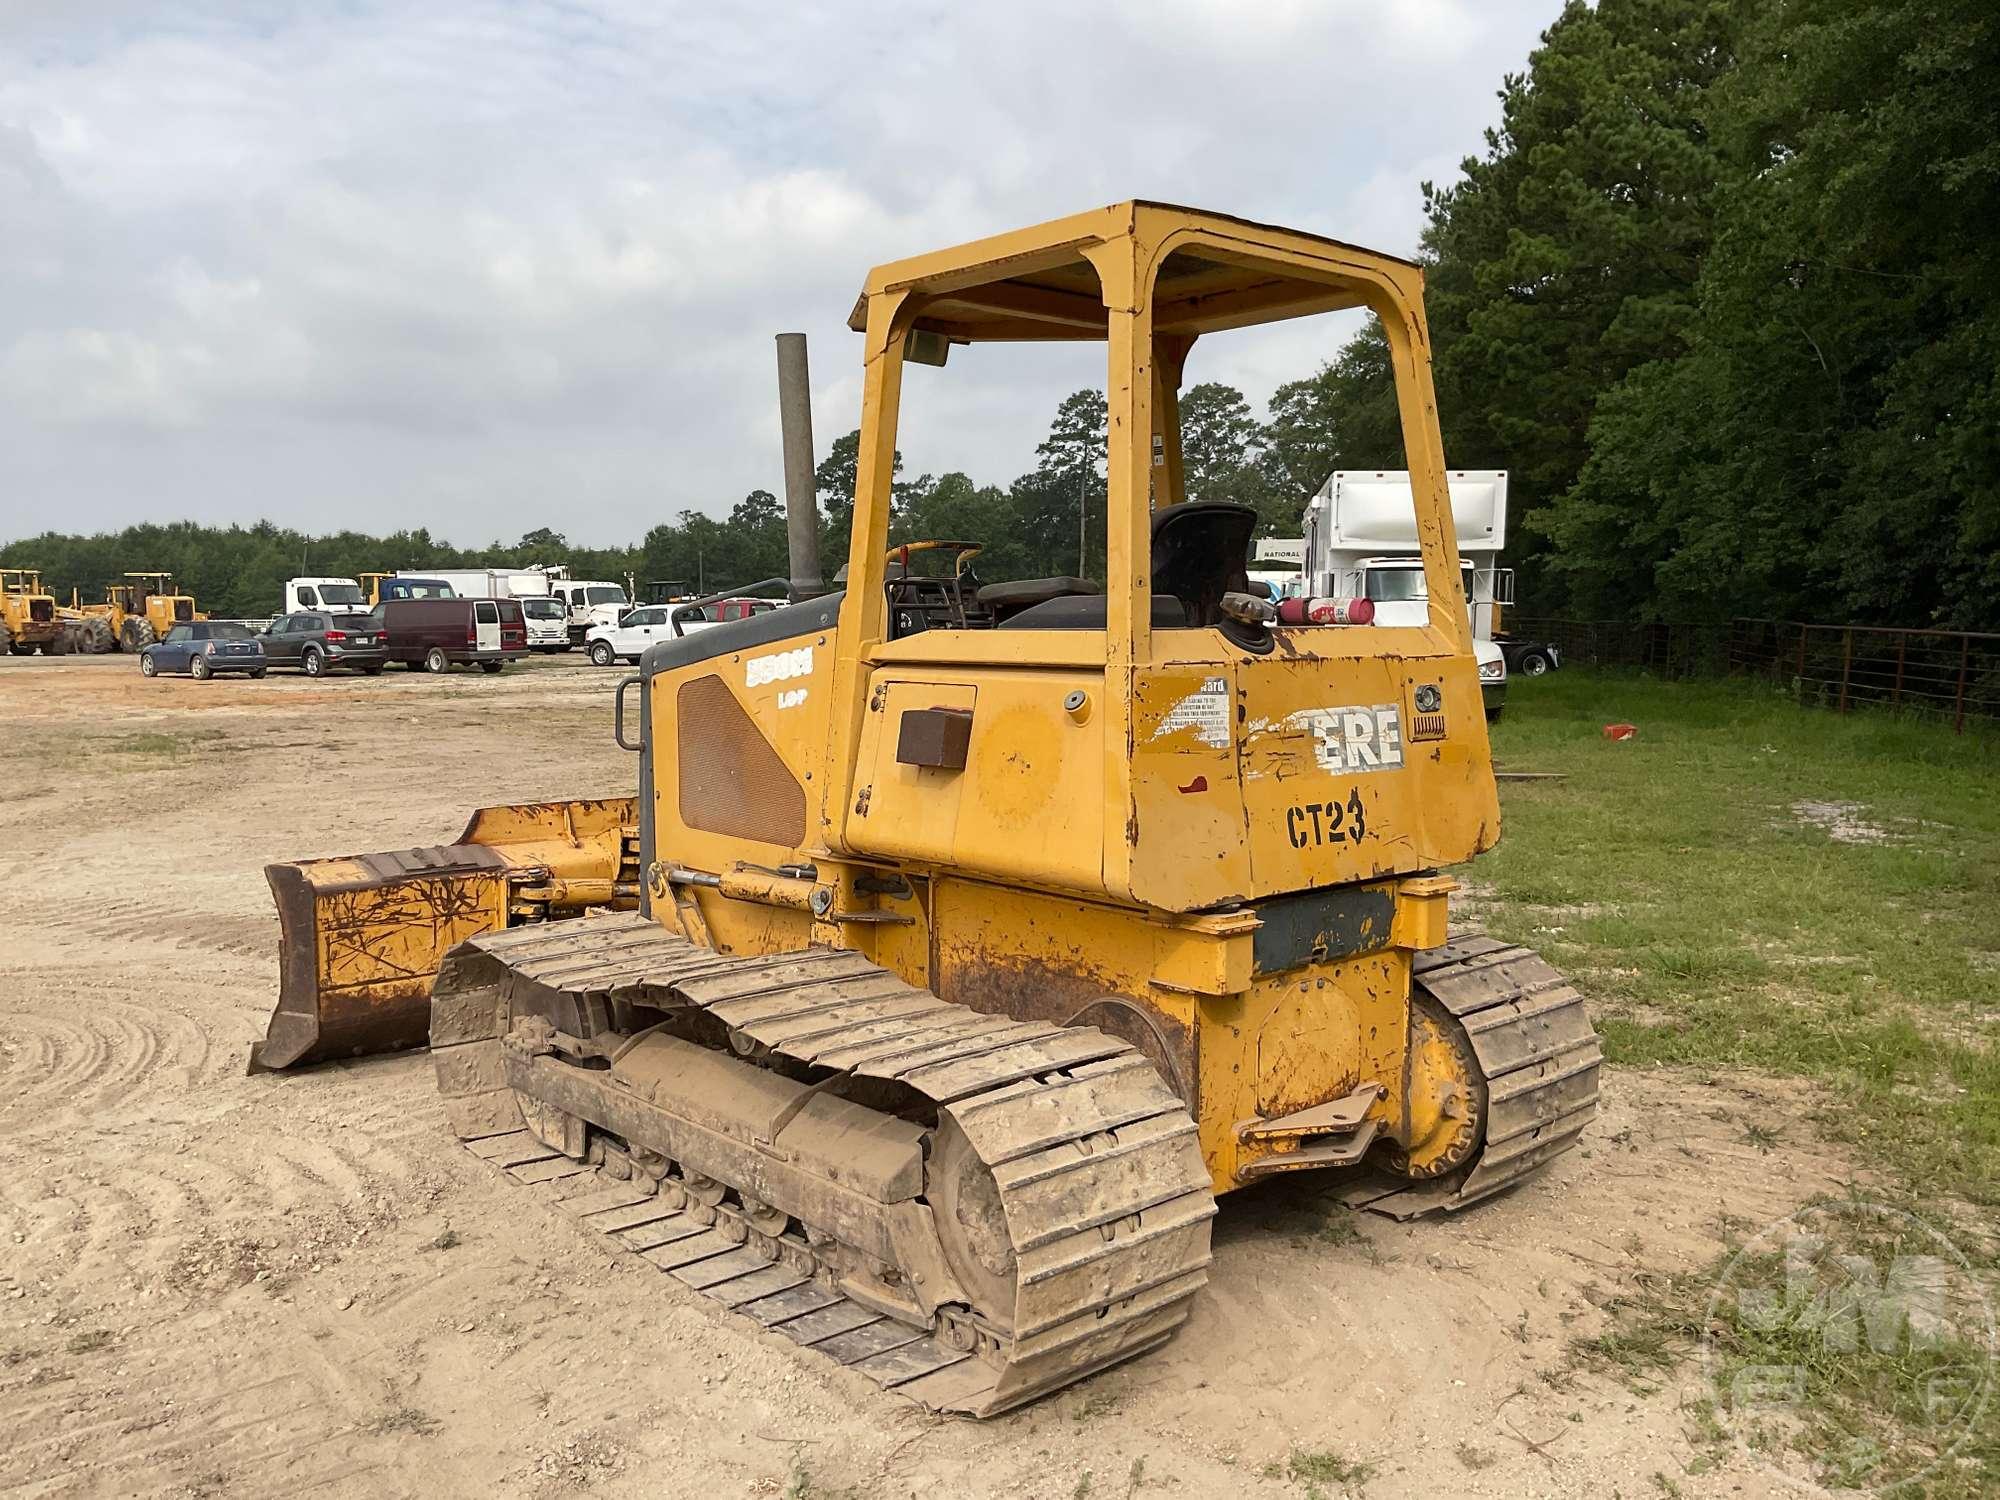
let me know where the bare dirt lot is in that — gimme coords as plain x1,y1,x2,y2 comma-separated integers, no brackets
0,655,1863,1498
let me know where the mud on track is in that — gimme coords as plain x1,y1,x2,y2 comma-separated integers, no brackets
0,653,1861,1498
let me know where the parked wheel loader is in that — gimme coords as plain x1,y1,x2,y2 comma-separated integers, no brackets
58,572,201,654
1,568,66,656
114,572,201,651
253,203,1600,1415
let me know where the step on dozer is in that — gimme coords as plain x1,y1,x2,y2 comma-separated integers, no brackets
257,202,1601,1413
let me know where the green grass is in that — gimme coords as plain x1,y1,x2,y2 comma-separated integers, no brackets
1568,1192,1999,1496
1474,670,2000,1203
104,729,230,757
1260,1447,1375,1495
1483,671,2000,1495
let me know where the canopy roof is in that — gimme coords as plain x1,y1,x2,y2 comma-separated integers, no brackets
848,200,1418,344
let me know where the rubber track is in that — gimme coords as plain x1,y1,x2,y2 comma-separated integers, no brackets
1340,934,1602,1220
429,913,1216,1416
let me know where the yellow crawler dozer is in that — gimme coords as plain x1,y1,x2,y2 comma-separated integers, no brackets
255,203,1600,1414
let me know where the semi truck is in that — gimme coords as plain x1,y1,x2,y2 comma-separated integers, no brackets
549,577,632,647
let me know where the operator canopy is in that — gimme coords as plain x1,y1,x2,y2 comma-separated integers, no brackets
848,200,1416,347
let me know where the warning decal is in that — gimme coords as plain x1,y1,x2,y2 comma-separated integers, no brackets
1155,677,1232,748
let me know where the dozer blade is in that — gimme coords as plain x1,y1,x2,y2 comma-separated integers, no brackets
249,798,639,1072
429,914,1217,1417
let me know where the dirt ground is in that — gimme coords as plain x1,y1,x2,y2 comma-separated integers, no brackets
0,653,1865,1499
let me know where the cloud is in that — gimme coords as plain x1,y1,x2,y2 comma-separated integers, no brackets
0,0,1556,546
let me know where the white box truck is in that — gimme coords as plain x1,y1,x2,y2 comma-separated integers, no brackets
1298,470,1516,720
401,567,554,601
283,576,369,614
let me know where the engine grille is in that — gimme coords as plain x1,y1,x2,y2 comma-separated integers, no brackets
676,673,807,849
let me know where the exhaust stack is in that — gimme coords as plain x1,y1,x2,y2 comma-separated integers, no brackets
775,332,823,601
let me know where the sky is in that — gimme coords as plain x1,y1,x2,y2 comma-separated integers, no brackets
0,1,1558,548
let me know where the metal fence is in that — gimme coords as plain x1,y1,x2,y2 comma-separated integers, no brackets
1507,616,1735,679
1507,615,2000,733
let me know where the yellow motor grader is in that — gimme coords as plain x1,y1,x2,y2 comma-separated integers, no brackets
254,203,1600,1415
64,572,202,654
2,568,66,656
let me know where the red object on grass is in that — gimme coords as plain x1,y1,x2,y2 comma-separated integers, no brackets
1603,723,1637,741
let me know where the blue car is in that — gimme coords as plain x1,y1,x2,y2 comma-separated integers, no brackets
139,620,268,679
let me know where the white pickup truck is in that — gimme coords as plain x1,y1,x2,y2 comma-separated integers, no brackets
584,597,778,666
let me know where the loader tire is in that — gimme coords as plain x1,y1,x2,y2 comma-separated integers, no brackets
123,618,157,651
81,617,115,654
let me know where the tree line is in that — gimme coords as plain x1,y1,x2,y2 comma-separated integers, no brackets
1404,0,1998,630
0,387,1311,619
6,0,1991,629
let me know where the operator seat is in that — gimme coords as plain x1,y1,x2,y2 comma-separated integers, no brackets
998,500,1256,630
1150,500,1255,627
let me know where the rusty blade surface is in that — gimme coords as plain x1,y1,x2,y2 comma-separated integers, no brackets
249,798,638,1072
250,847,514,1071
